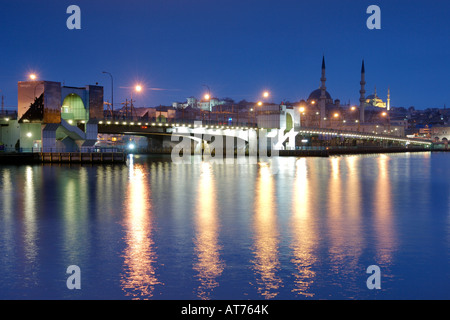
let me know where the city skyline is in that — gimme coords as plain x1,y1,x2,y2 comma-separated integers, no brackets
1,0,450,304
1,0,449,110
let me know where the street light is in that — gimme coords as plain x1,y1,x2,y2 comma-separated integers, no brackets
129,84,143,120
263,91,269,99
102,71,114,120
29,74,37,80
202,84,211,112
381,111,391,132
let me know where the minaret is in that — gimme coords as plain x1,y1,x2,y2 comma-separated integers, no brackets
387,87,391,111
319,56,327,127
359,59,366,123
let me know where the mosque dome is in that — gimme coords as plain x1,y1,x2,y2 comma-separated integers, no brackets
308,89,332,102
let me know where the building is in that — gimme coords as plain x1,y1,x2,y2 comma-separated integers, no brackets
0,80,102,152
364,86,390,110
298,57,402,135
173,96,227,111
431,125,450,142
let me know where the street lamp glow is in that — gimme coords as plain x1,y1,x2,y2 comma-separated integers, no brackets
263,91,269,98
299,107,305,113
382,112,387,116
257,101,263,106
204,94,210,100
135,85,142,92
334,113,339,118
29,74,37,80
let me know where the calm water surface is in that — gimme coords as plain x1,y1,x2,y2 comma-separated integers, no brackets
0,152,449,299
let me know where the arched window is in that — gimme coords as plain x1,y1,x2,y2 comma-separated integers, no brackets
61,93,87,121
285,113,293,131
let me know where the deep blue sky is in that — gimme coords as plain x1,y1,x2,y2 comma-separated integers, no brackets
1,0,449,110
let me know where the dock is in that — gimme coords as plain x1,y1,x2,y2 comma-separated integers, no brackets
0,152,126,164
39,152,126,163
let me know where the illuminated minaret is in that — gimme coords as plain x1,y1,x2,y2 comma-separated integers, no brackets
359,59,366,123
319,56,327,127
387,87,391,111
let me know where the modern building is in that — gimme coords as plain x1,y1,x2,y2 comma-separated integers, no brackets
0,80,103,152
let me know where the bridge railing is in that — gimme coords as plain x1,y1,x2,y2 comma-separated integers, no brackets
100,115,258,128
297,126,432,144
0,147,123,154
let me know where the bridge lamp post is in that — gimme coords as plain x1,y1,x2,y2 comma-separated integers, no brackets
299,107,306,127
252,101,263,127
333,112,342,130
102,71,114,120
130,84,143,121
202,85,212,124
381,111,391,133
202,93,212,124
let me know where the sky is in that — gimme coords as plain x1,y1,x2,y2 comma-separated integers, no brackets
0,0,449,110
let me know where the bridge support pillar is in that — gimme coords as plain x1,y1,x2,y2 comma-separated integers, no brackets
194,140,202,155
147,135,163,150
248,129,257,156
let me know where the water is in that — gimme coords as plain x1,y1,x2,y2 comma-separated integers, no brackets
0,152,449,300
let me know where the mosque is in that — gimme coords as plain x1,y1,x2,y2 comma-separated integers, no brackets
297,56,402,136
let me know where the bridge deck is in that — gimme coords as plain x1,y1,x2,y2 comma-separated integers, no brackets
98,122,432,146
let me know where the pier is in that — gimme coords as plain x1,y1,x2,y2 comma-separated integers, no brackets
0,152,126,164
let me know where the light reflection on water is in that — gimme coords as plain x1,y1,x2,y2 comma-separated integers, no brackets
193,162,224,299
251,163,282,299
121,156,161,299
0,152,449,299
290,158,317,298
23,166,38,287
373,155,396,266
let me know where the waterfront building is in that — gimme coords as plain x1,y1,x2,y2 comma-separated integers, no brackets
0,80,103,152
296,57,403,136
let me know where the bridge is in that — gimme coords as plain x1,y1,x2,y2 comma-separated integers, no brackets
97,118,433,154
0,79,433,156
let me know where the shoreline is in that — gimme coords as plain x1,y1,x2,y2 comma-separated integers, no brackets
0,147,441,164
